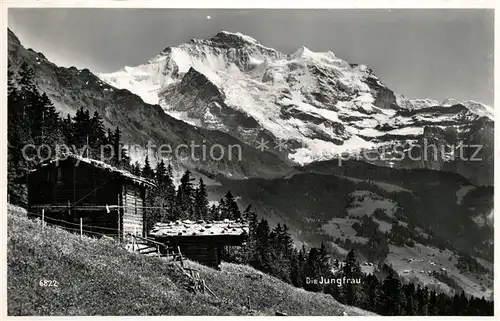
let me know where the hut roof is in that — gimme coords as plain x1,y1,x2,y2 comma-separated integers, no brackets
150,219,249,237
30,153,156,187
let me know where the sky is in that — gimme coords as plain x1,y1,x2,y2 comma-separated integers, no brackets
8,8,494,105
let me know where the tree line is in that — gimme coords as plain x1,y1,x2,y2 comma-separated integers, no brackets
8,64,132,206
218,209,492,316
131,157,243,231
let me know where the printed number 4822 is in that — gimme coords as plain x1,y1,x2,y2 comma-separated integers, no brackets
39,279,59,287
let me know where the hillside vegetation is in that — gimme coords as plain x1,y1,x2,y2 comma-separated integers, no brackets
7,206,371,316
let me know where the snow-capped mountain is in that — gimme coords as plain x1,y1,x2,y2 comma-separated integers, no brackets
396,95,440,110
398,95,494,120
99,31,493,175
442,99,494,120
99,31,400,164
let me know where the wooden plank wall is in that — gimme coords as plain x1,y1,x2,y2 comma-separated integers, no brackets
122,184,144,237
70,210,119,236
162,238,220,268
28,162,119,207
32,207,120,237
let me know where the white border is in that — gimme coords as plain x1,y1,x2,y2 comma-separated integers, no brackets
1,0,499,8
0,1,497,321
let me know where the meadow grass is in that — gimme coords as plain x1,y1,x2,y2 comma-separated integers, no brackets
7,207,372,316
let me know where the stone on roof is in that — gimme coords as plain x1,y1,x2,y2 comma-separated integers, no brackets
150,219,249,237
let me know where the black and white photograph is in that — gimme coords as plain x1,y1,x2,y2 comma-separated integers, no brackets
3,2,496,317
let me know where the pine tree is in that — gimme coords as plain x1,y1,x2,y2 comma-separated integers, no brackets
89,110,107,158
452,293,461,315
164,163,176,220
112,126,121,165
38,92,62,148
111,126,130,169
218,198,227,219
359,274,380,312
437,292,450,315
141,155,154,178
144,188,156,235
240,207,259,263
317,242,331,274
193,178,209,220
242,205,253,221
151,159,168,223
416,284,429,315
250,218,272,273
72,107,91,151
428,290,438,315
342,249,362,306
131,161,142,176
459,291,468,316
403,283,416,315
290,249,305,288
7,68,31,205
304,247,322,292
220,190,241,220
141,155,157,232
175,170,195,219
18,62,37,94
208,204,219,221
155,159,167,183
60,114,74,152
268,223,295,282
381,266,402,315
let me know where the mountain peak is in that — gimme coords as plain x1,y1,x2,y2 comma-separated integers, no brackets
290,46,338,62
8,28,21,46
291,46,311,58
441,97,461,107
210,30,261,46
397,96,493,120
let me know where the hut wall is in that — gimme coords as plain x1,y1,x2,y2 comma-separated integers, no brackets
28,160,120,208
122,183,144,237
28,160,122,237
156,235,248,268
175,239,219,267
27,159,150,240
48,209,120,237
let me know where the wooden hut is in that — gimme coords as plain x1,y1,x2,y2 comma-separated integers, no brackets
149,220,249,268
26,154,155,239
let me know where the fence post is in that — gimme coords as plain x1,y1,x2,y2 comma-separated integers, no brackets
177,246,184,268
134,226,137,252
80,218,83,239
117,209,121,243
41,209,45,229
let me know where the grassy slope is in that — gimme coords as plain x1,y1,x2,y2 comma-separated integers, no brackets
7,207,372,316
